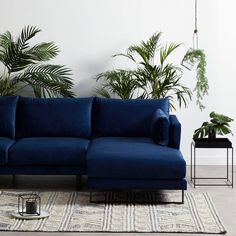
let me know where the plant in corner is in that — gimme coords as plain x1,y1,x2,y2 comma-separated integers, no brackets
96,32,192,110
193,112,233,140
0,26,74,97
182,48,209,110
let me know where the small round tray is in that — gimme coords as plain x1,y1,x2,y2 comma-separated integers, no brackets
11,210,50,220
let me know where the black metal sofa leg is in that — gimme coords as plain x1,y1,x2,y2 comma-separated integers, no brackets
11,175,17,188
76,175,82,190
182,189,185,204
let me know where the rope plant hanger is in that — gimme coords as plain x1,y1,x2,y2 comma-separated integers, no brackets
181,0,209,110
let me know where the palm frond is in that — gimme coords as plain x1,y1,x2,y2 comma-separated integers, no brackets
96,69,137,99
17,25,41,50
127,32,162,63
0,26,44,73
15,64,74,97
0,31,13,51
0,31,14,68
95,87,111,98
0,29,39,72
160,43,181,65
25,42,59,61
112,53,136,62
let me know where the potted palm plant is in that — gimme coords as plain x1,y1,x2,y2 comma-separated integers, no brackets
0,26,74,97
193,112,233,140
95,32,192,110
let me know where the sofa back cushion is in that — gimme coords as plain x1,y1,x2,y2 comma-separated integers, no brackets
93,97,169,137
16,97,93,139
0,96,18,139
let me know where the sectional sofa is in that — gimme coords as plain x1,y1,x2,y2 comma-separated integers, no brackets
0,96,186,203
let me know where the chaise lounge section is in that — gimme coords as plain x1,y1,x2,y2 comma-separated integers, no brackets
88,97,186,203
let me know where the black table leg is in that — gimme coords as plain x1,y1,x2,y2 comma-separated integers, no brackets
190,142,193,181
227,148,229,181
194,145,196,188
232,147,234,188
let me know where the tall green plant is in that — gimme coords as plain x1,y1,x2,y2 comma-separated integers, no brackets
96,32,192,110
0,26,74,97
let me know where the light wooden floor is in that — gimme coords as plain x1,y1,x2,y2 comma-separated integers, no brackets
0,165,235,236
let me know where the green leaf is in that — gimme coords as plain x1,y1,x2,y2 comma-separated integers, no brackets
17,25,41,50
127,32,162,63
160,43,181,65
0,31,13,51
210,111,233,123
96,69,137,99
95,87,111,98
14,64,74,98
25,42,59,61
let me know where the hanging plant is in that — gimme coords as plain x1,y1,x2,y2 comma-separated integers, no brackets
182,48,209,110
181,0,210,110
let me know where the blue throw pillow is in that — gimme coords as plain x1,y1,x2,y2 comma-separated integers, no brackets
151,109,169,146
0,96,18,139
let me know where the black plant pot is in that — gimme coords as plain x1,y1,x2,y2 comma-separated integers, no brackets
208,130,216,140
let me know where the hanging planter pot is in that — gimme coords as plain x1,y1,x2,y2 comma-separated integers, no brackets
181,49,195,70
181,31,199,70
181,0,209,110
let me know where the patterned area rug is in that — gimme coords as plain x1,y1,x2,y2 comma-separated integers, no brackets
0,191,226,233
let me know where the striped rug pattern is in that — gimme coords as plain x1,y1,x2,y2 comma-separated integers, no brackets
0,191,226,233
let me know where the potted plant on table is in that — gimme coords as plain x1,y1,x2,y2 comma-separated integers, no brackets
193,111,233,140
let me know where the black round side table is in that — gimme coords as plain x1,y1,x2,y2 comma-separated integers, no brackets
190,138,233,188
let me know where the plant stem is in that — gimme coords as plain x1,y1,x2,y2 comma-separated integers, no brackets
14,84,29,93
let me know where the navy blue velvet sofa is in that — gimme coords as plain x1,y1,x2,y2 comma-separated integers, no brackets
0,96,186,203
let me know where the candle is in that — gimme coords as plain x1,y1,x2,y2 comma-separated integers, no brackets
26,200,37,214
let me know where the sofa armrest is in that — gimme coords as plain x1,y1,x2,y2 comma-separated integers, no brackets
168,115,181,149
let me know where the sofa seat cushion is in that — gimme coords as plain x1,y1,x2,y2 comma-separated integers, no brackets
87,137,186,179
0,138,15,165
9,138,90,166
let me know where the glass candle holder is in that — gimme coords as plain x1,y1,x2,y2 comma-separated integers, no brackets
18,193,41,216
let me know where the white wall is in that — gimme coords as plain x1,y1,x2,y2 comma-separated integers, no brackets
1,0,235,165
